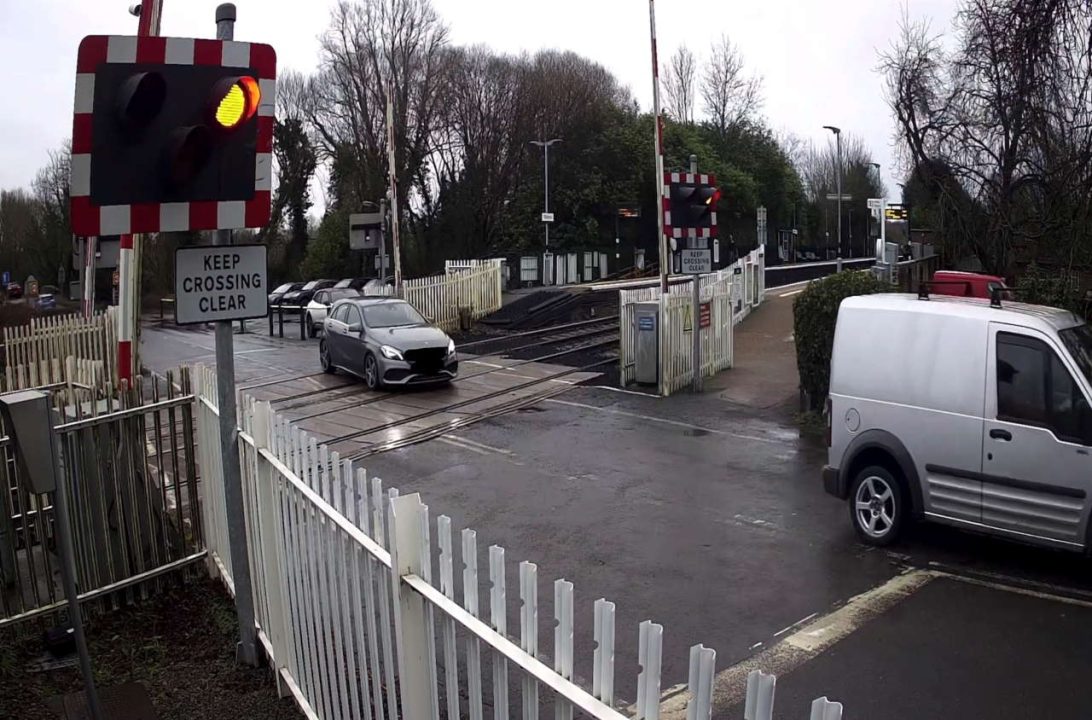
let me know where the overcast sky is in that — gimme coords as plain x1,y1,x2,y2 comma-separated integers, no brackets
0,0,961,198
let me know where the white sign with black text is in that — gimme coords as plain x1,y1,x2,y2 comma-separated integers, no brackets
680,248,712,274
175,244,268,325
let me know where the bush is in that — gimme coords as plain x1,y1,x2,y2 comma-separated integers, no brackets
793,271,893,410
1014,264,1086,317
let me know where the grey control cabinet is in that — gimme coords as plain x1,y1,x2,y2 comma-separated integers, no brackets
634,301,660,385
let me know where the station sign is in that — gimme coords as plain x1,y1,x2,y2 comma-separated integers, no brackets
174,244,267,324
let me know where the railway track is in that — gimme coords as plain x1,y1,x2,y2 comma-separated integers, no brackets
283,334,618,422
267,318,620,416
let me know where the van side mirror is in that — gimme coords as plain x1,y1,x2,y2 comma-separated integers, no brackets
1079,398,1092,446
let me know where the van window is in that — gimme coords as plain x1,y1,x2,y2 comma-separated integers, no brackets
997,332,1085,442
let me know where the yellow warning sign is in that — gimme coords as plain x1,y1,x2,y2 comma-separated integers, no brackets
683,305,693,332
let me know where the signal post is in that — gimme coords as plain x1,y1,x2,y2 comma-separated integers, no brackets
69,7,276,665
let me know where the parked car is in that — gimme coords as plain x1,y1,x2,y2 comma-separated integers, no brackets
281,279,336,307
35,293,56,310
6,282,23,299
304,288,362,336
319,297,458,389
823,293,1092,551
929,270,1009,300
268,282,304,306
333,277,371,291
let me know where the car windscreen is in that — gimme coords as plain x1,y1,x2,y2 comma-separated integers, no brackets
329,289,360,301
302,281,320,290
1060,323,1092,387
272,283,294,293
362,302,425,328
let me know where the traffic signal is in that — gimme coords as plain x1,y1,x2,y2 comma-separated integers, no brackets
664,172,720,238
70,35,277,236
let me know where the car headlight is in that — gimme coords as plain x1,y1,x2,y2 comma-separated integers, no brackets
380,345,403,360
447,339,457,358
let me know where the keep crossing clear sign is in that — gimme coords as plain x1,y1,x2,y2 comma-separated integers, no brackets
175,244,268,325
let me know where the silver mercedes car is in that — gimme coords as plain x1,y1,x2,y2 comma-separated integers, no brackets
319,297,458,389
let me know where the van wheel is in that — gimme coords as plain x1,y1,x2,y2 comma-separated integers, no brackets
849,466,905,546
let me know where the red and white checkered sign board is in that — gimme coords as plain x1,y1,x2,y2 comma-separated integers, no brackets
662,171,718,239
70,35,277,236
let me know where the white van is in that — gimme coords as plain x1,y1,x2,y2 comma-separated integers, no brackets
823,293,1092,550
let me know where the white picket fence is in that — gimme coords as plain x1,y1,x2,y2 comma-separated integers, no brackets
1,308,118,391
403,260,503,332
194,361,847,719
619,248,765,395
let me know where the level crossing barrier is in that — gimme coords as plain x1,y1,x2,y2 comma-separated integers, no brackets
194,361,850,719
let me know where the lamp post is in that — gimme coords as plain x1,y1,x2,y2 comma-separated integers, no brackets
868,162,881,257
530,138,562,249
823,125,842,258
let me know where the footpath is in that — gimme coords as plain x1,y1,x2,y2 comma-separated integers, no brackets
706,284,801,410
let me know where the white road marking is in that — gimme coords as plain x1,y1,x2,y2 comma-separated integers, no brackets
778,288,805,298
441,434,515,456
590,384,658,398
545,398,792,446
655,569,933,719
467,360,507,369
655,566,1092,719
437,436,491,456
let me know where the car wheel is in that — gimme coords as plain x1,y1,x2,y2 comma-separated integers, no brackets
320,340,336,374
849,465,905,546
305,313,315,338
364,353,382,390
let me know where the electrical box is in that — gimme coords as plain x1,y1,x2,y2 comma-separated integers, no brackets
634,302,660,386
0,390,59,494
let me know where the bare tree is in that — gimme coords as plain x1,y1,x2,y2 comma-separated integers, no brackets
700,35,761,135
306,0,452,218
663,46,697,124
882,0,1092,277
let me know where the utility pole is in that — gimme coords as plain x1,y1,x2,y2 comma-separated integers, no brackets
649,0,668,396
386,88,402,295
823,125,842,259
690,155,702,393
213,2,258,667
530,138,562,249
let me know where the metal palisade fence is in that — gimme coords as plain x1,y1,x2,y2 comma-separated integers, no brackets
619,248,765,395
195,361,846,720
1,369,205,626
1,307,118,391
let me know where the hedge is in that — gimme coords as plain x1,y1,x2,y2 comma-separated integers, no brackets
793,271,893,410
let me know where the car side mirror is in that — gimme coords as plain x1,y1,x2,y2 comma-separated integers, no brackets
348,322,363,335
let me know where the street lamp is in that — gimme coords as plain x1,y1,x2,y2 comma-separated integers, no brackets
530,138,562,249
822,125,842,258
